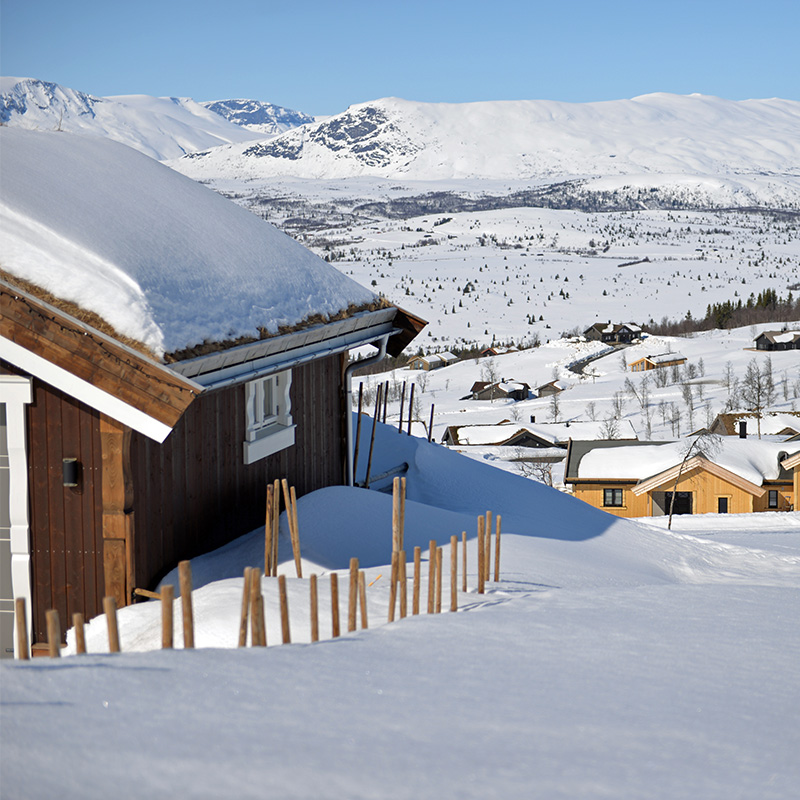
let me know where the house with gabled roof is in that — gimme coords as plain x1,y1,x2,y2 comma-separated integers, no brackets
709,411,800,438
584,322,643,344
754,330,800,351
564,437,797,517
629,352,687,372
0,129,424,656
407,351,457,371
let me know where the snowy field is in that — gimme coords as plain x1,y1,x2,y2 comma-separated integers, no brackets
3,423,799,799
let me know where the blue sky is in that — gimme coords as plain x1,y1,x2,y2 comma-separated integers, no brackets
2,0,798,115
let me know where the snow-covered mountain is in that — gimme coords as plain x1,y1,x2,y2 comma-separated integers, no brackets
0,77,262,160
174,94,800,194
202,98,313,136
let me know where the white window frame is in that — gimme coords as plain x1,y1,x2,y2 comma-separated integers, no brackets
243,370,295,465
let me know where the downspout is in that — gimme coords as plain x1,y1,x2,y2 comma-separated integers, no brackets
344,334,390,487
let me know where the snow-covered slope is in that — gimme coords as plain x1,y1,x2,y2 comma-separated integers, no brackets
174,94,800,188
0,129,375,356
202,98,314,136
0,77,261,160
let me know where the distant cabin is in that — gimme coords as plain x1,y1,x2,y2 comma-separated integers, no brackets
710,411,800,438
584,322,643,344
407,351,457,371
629,353,686,372
480,346,517,357
470,380,530,401
564,438,798,517
754,330,800,351
536,380,565,397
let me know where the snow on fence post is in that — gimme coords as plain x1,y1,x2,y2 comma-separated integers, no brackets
310,574,319,643
348,558,359,632
46,609,60,658
399,551,408,619
494,515,502,583
477,516,486,594
161,584,174,650
279,575,291,644
179,560,195,649
265,484,274,577
388,551,399,622
103,597,120,653
427,540,437,614
413,547,421,615
450,535,458,612
15,598,29,660
359,572,369,630
238,568,252,647
331,574,340,638
461,532,467,593
435,547,443,614
485,511,493,582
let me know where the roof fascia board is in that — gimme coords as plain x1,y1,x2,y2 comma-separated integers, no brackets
0,336,172,442
176,319,399,391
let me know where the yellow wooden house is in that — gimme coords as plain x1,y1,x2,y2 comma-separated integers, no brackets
629,353,687,372
565,438,797,517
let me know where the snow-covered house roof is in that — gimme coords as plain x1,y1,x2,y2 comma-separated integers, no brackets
567,437,799,489
445,420,638,448
755,330,800,347
710,411,800,437
0,128,390,358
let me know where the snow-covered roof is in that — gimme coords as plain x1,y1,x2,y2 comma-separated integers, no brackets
452,420,638,447
643,352,686,364
0,129,376,358
577,438,798,486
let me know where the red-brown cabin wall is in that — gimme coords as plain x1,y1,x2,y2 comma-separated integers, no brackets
1,362,105,646
129,353,346,592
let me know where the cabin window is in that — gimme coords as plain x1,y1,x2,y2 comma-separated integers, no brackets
243,371,295,465
768,490,779,509
603,488,624,507
717,497,728,514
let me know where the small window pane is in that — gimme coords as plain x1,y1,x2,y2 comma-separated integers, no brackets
718,497,728,514
603,488,623,507
768,490,778,508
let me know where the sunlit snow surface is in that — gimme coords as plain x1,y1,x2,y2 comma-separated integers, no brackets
3,423,798,799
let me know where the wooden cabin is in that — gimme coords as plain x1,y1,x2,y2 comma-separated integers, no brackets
471,380,530,401
0,129,424,656
584,322,643,344
629,353,687,372
564,438,797,518
535,380,564,397
754,330,800,351
407,351,457,371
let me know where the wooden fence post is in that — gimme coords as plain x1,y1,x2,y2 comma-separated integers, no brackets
103,597,120,653
238,568,252,647
179,560,194,648
399,477,406,553
428,404,434,442
427,540,436,613
331,573,340,638
461,531,467,593
271,479,280,576
348,558,359,632
365,384,381,488
398,381,406,433
382,380,389,423
310,574,319,643
161,584,174,649
265,484,274,577
413,546,421,615
250,569,265,647
359,572,368,630
450,535,458,612
279,575,291,644
289,486,302,578
485,510,493,582
46,609,60,658
392,478,401,554
407,383,415,435
435,547,443,613
388,551,398,622
72,613,86,654
477,516,485,594
399,551,407,619
494,515,502,583
15,597,29,660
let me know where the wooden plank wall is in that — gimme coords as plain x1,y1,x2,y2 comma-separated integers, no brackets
0,363,105,644
129,353,346,591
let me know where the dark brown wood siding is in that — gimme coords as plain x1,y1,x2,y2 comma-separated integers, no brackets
0,362,105,645
129,353,346,591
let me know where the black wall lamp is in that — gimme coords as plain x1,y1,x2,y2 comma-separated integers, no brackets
62,458,80,488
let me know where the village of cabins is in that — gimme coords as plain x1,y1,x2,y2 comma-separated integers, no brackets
2,127,799,657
